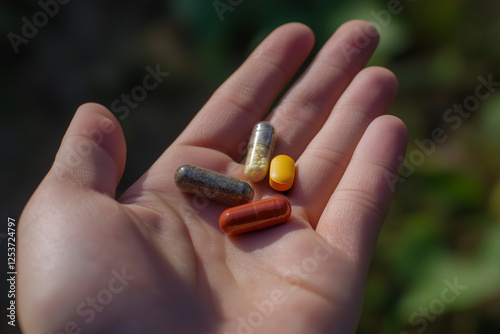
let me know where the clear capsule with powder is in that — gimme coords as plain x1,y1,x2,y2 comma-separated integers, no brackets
244,121,276,182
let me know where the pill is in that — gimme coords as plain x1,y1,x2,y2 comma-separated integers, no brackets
269,155,295,191
174,164,254,206
244,121,276,182
219,197,291,235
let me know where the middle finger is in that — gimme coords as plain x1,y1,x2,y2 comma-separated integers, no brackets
268,20,380,158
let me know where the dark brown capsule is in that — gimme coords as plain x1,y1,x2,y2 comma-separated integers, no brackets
174,164,254,206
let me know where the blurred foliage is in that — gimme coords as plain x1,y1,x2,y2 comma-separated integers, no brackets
2,0,500,333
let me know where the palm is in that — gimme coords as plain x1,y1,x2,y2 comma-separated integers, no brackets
18,21,407,334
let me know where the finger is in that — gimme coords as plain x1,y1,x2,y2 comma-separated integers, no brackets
269,20,380,158
174,22,315,160
49,103,126,197
290,66,398,223
316,115,407,270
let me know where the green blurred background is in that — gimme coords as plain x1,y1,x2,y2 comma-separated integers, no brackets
2,0,500,333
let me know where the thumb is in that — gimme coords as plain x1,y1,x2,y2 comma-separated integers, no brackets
50,103,126,197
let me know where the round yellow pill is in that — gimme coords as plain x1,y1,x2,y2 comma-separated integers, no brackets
269,155,295,191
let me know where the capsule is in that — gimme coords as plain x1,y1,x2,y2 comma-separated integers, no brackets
219,197,291,235
244,121,276,182
174,164,254,206
269,155,295,191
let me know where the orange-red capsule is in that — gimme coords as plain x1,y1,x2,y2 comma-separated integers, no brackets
219,197,291,235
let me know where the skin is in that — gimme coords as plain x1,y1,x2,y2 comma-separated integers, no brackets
17,20,408,334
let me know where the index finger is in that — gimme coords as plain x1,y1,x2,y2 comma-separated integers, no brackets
173,23,315,160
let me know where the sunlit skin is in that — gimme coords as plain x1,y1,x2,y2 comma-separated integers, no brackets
17,20,407,334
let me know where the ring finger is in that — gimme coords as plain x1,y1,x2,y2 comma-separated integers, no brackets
290,66,399,225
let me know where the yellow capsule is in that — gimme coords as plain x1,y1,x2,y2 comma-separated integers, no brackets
269,155,295,191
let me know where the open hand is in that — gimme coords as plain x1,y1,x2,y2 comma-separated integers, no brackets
18,20,407,334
